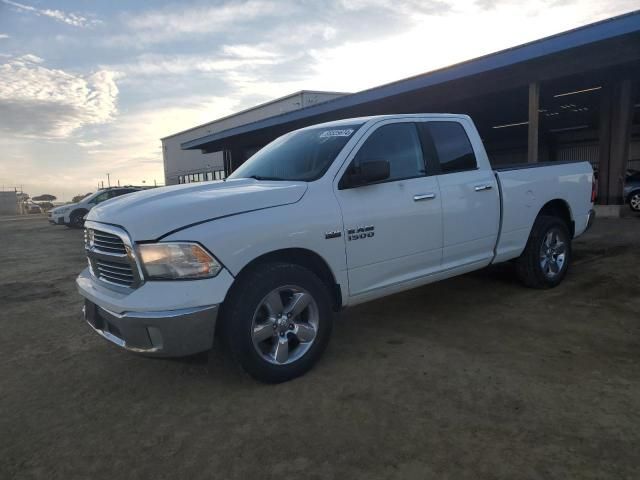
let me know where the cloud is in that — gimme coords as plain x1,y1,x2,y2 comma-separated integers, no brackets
125,0,285,39
105,0,451,48
77,140,102,148
0,0,99,27
110,47,283,79
0,33,9,39
0,55,118,138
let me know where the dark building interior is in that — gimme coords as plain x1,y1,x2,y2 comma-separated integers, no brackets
183,12,640,205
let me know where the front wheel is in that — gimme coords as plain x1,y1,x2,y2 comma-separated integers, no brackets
67,210,86,229
221,263,333,383
516,215,572,289
629,192,640,212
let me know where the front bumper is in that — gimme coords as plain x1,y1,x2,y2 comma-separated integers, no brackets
83,299,219,357
48,214,66,225
77,265,234,357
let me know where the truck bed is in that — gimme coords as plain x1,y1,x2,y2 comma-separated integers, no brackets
492,160,593,263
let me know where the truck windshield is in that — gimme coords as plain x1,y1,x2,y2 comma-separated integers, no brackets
228,124,362,182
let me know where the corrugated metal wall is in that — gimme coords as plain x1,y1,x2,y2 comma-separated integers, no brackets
556,143,599,167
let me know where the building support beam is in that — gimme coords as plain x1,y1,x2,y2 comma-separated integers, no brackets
528,82,540,163
597,79,633,205
607,79,633,205
597,86,612,204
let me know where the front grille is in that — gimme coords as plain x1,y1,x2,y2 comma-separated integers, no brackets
86,229,127,255
84,224,142,289
94,259,135,287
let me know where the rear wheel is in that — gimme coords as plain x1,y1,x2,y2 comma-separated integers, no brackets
516,215,571,289
221,262,333,383
629,192,640,212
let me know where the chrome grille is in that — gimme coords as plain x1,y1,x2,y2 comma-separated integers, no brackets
95,259,135,287
84,222,143,289
85,228,127,255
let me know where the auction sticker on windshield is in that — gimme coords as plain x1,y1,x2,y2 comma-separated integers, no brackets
319,129,354,138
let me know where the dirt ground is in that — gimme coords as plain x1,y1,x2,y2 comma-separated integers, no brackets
1,214,639,479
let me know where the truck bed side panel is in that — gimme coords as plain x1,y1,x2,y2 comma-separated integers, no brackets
493,161,593,263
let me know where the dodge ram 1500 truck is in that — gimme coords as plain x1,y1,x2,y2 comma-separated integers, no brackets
77,114,595,383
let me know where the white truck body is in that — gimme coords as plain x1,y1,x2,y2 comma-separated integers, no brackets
77,114,594,381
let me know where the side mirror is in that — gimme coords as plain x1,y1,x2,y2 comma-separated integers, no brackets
343,160,390,188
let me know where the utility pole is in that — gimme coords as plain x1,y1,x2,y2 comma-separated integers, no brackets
107,173,111,187
117,179,120,187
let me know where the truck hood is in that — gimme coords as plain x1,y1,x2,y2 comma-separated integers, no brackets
87,179,308,240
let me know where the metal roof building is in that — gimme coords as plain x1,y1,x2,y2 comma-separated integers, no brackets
178,11,640,205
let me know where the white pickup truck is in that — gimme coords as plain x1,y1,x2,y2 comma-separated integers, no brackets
77,114,595,383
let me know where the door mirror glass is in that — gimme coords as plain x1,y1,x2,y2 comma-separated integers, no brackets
346,160,390,187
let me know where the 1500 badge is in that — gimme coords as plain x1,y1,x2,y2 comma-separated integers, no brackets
347,225,374,241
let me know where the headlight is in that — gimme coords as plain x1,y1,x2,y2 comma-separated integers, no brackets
138,242,221,280
56,207,71,214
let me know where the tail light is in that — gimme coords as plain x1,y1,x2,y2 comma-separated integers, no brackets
591,176,597,203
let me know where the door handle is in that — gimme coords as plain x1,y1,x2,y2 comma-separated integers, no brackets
474,184,493,192
414,193,436,201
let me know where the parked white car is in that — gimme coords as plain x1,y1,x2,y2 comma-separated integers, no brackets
77,114,595,383
49,187,141,228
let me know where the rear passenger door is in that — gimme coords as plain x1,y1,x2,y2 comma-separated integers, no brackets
420,120,500,268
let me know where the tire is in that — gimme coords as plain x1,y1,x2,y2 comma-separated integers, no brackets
67,210,86,229
220,262,334,383
515,215,572,289
629,191,640,212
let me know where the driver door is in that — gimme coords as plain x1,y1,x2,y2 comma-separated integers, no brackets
334,121,443,298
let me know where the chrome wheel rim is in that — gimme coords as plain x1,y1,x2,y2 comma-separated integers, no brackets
539,228,566,278
251,285,319,365
630,194,640,211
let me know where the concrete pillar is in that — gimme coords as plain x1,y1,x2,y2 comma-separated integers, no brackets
597,86,612,204
597,79,633,205
528,82,540,163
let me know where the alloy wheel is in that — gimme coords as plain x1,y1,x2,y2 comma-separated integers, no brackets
251,285,319,365
539,228,567,279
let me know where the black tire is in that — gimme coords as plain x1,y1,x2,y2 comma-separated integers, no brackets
628,191,640,212
515,215,572,289
67,210,87,229
220,262,334,383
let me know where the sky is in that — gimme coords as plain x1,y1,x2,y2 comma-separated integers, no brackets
0,0,637,201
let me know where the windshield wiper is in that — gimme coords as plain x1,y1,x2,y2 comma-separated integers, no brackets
246,175,285,181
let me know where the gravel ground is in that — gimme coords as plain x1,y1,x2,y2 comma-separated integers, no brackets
1,214,639,480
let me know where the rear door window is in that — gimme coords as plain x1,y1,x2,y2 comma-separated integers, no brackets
423,122,477,174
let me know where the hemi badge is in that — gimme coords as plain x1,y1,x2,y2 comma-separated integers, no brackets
325,231,342,239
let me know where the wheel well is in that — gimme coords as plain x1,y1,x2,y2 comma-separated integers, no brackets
538,199,574,237
234,248,342,311
626,189,640,202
